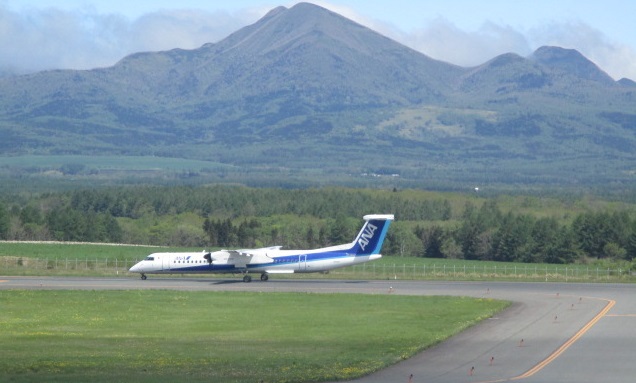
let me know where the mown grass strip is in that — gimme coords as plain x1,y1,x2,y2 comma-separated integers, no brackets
0,242,624,274
0,242,168,260
5,242,629,282
0,290,508,383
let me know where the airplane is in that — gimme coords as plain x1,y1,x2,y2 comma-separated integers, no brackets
129,214,394,282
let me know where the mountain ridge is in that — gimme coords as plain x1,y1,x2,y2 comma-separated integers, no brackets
0,2,635,188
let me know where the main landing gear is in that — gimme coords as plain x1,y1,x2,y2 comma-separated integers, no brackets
241,273,269,282
140,274,147,280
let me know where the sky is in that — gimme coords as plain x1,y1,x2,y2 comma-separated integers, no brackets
2,0,635,80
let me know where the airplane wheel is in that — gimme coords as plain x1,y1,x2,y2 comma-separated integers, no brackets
243,275,252,283
260,273,269,282
141,274,147,280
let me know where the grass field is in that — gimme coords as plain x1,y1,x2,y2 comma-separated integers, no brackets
0,290,508,383
0,242,167,260
0,155,230,172
1,242,634,282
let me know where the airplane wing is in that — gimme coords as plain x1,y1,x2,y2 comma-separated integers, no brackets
239,246,283,252
226,250,273,267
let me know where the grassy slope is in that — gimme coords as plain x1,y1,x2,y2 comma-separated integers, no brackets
0,290,508,383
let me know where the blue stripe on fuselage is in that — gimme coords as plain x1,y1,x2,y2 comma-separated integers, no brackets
245,251,352,269
159,248,375,274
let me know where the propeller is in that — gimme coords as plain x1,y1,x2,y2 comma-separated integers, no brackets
203,252,213,264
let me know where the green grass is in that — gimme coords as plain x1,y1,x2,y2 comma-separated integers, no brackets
0,242,168,261
0,290,508,383
0,242,619,271
0,155,231,172
1,243,633,282
340,256,636,282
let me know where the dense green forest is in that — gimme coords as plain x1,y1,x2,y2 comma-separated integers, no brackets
1,185,635,264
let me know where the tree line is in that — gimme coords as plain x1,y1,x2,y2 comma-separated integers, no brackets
1,186,635,263
412,200,636,263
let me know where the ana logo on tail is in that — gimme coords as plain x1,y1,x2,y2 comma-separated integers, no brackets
357,223,378,251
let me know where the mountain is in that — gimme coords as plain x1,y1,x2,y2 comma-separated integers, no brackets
618,77,636,87
0,2,635,189
530,46,616,84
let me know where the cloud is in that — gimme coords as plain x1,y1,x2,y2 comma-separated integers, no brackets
303,2,532,67
528,21,636,80
0,5,253,74
398,18,532,67
128,10,252,54
381,17,636,80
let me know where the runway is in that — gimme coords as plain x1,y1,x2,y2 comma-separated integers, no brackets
1,276,634,383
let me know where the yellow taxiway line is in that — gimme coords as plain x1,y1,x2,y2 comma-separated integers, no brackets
511,298,616,380
476,296,616,383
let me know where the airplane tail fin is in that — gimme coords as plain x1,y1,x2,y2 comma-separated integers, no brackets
349,214,394,256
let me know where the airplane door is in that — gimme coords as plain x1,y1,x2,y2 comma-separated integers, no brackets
298,255,307,271
162,256,170,271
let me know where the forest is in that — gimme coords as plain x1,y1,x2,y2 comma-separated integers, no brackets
1,185,635,264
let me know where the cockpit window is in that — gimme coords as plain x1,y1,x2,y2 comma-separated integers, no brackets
144,256,155,261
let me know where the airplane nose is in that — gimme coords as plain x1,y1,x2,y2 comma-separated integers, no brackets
129,263,140,272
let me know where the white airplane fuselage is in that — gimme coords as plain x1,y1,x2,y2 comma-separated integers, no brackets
129,214,393,282
130,247,382,275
